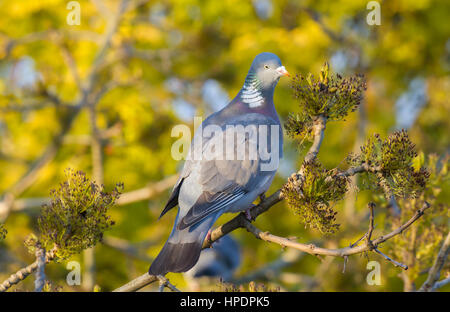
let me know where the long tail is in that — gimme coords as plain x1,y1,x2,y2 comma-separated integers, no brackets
149,212,219,276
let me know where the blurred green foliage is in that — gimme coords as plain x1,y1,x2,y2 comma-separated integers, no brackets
0,0,448,292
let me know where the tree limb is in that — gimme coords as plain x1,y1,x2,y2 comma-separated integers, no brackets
113,273,158,292
419,231,450,292
432,276,450,290
115,199,429,292
0,248,56,292
242,202,429,262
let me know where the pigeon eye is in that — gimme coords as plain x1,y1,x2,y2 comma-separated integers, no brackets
264,65,270,70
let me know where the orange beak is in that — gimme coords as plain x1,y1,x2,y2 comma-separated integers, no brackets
276,66,290,77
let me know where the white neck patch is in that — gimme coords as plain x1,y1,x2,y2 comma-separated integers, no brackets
241,81,264,108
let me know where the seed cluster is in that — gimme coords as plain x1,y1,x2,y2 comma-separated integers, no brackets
347,130,430,198
285,62,366,141
282,160,349,235
35,169,123,261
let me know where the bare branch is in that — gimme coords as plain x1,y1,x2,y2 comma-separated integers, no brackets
63,123,122,145
337,164,383,177
116,175,178,206
304,115,327,163
113,200,430,292
6,174,178,214
113,273,158,292
433,276,450,291
373,248,408,270
343,203,375,273
242,202,429,263
302,8,344,43
0,248,56,292
419,231,450,292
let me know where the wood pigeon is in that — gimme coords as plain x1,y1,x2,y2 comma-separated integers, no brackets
149,52,289,275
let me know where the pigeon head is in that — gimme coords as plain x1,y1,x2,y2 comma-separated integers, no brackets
248,52,289,87
240,52,289,108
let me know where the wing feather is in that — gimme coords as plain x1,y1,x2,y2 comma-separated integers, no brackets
178,113,282,228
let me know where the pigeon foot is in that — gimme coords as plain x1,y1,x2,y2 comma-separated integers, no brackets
244,204,256,222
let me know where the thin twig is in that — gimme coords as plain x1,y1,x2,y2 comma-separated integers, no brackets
419,231,450,291
373,248,408,270
343,203,375,273
7,175,178,213
432,276,450,291
242,202,428,266
366,203,375,242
